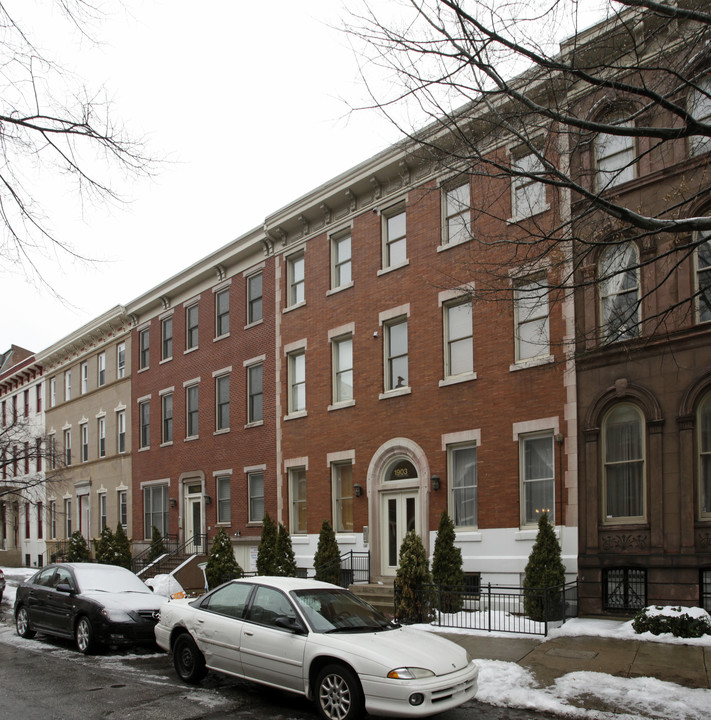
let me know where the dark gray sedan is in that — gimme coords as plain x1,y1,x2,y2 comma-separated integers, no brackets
14,562,166,653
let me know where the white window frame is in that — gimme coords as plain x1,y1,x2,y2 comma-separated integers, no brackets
161,316,173,361
696,231,711,323
289,466,307,534
186,303,199,350
186,384,199,438
384,317,408,392
216,475,231,524
698,392,711,520
117,342,126,379
247,271,263,324
448,442,478,529
332,334,354,405
599,242,640,342
511,152,548,219
443,298,474,379
595,119,636,190
514,276,550,363
215,374,230,432
689,75,711,157
97,352,106,386
331,230,352,290
162,392,173,444
80,423,88,463
139,400,150,449
80,362,88,395
98,417,106,458
520,432,555,527
99,493,107,532
382,205,407,269
287,252,305,307
247,362,263,424
117,410,126,454
248,471,265,524
64,370,71,402
442,180,471,245
288,349,306,415
332,461,354,533
215,288,230,338
64,428,72,466
139,327,150,370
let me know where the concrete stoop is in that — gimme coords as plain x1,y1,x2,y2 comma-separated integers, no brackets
349,581,395,617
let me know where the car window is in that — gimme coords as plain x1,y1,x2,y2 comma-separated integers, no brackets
34,568,57,587
247,586,296,628
202,582,252,619
53,568,76,590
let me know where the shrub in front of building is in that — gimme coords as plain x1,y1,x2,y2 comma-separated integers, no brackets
205,527,243,590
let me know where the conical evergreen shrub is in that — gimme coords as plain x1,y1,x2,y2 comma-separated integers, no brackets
523,512,566,622
313,519,341,585
276,522,298,577
395,529,434,623
93,526,115,564
431,511,464,613
256,512,278,575
205,527,243,589
147,525,167,562
113,524,133,569
66,530,91,562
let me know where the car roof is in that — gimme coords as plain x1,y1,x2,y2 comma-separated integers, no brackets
229,576,341,592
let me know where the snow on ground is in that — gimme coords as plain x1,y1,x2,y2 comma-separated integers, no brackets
2,567,710,719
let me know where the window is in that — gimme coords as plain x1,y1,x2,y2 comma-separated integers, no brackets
139,328,150,369
216,476,230,523
65,499,72,537
698,393,711,519
64,370,71,402
98,417,106,458
139,401,150,449
331,231,352,289
288,351,306,414
689,75,711,156
144,484,168,538
162,393,173,443
385,318,408,391
48,434,56,470
603,404,645,522
64,429,71,466
443,181,471,244
161,317,173,360
287,253,305,306
289,467,307,534
444,299,473,377
247,363,263,424
216,375,230,431
117,410,126,453
36,502,43,539
80,423,88,463
247,272,263,324
186,384,199,437
595,119,636,189
36,437,42,472
514,278,550,361
449,444,477,528
97,352,106,386
119,490,127,527
50,377,56,407
186,304,199,350
332,462,353,533
332,335,353,404
215,288,229,337
599,242,640,342
248,471,264,523
80,362,88,394
50,500,56,539
603,568,646,612
117,342,126,379
512,153,547,218
521,433,555,525
383,206,406,268
696,232,711,323
702,569,711,612
36,384,42,413
99,494,107,531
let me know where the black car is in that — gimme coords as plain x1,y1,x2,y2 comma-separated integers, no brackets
0,568,5,602
14,562,166,653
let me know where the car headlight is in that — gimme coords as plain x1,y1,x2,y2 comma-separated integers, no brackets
100,607,132,622
387,667,435,679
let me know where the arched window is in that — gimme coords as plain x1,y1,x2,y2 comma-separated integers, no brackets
599,242,640,342
689,74,711,157
603,403,645,522
594,117,636,189
698,393,711,519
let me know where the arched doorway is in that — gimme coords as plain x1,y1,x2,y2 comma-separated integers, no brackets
367,438,430,578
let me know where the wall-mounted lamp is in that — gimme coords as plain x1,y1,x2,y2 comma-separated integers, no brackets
169,497,177,508
431,475,441,492
555,433,565,445
204,494,212,505
353,483,363,498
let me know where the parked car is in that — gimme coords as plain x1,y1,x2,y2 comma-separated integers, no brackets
155,576,478,720
0,568,5,602
14,562,166,654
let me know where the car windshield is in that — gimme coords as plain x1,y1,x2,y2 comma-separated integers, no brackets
292,588,394,633
72,566,153,594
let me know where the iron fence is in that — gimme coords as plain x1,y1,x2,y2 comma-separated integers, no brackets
307,550,370,587
395,580,578,636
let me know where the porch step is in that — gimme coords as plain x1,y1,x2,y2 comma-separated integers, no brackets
349,581,395,617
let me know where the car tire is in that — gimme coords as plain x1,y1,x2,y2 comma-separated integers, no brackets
173,633,207,684
315,663,364,720
75,615,96,654
16,606,36,639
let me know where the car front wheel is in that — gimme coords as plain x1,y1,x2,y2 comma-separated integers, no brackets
75,615,96,654
173,633,207,683
16,606,36,639
315,663,364,720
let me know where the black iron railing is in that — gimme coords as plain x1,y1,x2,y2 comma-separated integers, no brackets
131,534,178,574
309,550,370,587
134,534,205,577
394,580,578,636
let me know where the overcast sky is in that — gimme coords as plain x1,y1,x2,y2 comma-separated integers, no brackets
3,0,399,353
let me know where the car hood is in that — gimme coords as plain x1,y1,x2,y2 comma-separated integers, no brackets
82,590,167,612
314,626,470,676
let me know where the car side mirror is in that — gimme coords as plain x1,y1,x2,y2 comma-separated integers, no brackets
275,615,305,634
55,583,75,594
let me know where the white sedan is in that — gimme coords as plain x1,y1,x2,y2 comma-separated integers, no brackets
155,576,478,720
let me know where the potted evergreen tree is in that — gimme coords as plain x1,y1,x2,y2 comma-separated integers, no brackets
523,512,566,622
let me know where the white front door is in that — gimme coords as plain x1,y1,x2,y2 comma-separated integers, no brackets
184,484,203,551
381,491,419,576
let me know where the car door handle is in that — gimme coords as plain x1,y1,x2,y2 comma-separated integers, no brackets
244,630,254,636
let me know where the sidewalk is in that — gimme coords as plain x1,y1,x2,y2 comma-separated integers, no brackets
438,628,711,714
